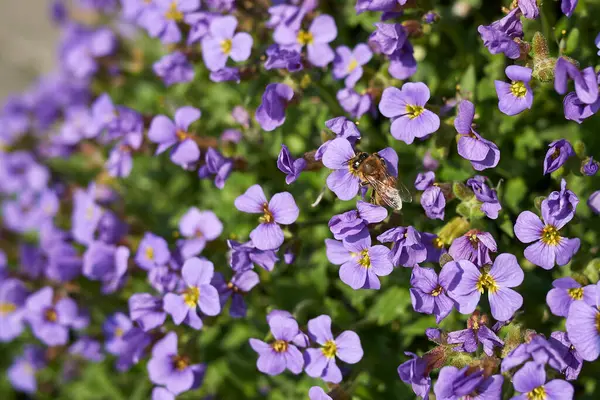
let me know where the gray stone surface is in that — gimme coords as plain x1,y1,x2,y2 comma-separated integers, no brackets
0,1,58,99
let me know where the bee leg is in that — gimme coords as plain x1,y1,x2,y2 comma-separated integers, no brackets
372,191,384,206
359,180,370,187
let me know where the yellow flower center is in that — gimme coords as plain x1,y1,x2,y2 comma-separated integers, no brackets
259,203,274,224
145,246,154,260
297,30,314,45
476,272,498,294
347,59,359,73
183,287,200,308
510,81,528,98
567,288,584,301
527,386,546,400
0,302,16,316
357,249,371,268
221,39,232,55
431,286,443,297
405,104,425,119
171,355,190,371
272,340,289,353
45,308,58,322
322,340,337,358
433,237,445,249
468,233,479,247
115,327,124,337
176,130,187,141
541,225,561,246
596,312,600,334
165,1,183,21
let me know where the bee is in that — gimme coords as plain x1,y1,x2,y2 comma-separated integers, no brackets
350,152,412,211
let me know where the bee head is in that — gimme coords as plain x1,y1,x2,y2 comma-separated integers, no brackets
352,152,369,170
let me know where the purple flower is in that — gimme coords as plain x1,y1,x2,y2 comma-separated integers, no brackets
0,279,28,342
144,0,199,44
277,144,307,184
555,57,598,105
454,100,500,171
148,107,201,168
337,88,372,119
228,239,279,272
397,352,432,400
563,91,600,123
511,362,573,400
447,312,504,356
589,191,600,214
69,337,105,362
495,65,534,115
447,254,524,321
379,82,440,144
249,315,305,375
201,16,253,71
264,45,303,72
514,198,580,270
421,185,446,220
147,332,204,395
434,366,503,400
467,176,502,219
255,83,294,132
104,312,133,355
423,151,439,171
25,287,79,346
209,67,240,83
315,117,361,160
377,226,427,267
83,241,129,294
212,270,259,318
356,0,408,14
304,315,363,383
178,207,223,258
547,179,579,224
128,293,167,331
309,387,332,400
518,0,540,19
135,233,170,270
234,184,299,250
62,27,116,79
153,51,195,86
477,8,523,59
274,14,337,67
501,334,568,373
369,22,407,55
333,44,372,88
198,148,233,189
266,309,310,347
549,331,583,380
448,230,497,267
114,326,151,371
561,0,578,17
328,200,387,241
409,265,459,323
325,230,393,290
543,139,575,175
152,387,175,400
582,157,599,176
7,346,46,394
415,171,435,190
163,257,221,330
566,283,600,361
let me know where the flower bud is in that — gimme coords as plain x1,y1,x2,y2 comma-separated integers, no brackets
437,217,470,245
452,182,474,201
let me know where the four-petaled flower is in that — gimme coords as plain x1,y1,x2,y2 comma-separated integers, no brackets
409,265,459,323
332,44,373,88
511,361,573,400
454,100,500,171
495,66,534,116
148,107,202,168
201,16,253,72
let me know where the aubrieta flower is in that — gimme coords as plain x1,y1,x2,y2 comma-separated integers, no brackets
447,312,504,356
397,352,433,400
514,197,580,270
264,44,303,72
255,83,294,132
136,232,170,270
511,362,574,400
454,100,500,171
212,270,259,318
83,241,129,294
309,387,332,400
153,51,195,86
518,0,540,19
477,8,523,59
501,333,568,373
228,239,279,272
356,0,409,13
305,314,363,383
409,265,459,323
582,157,599,176
421,184,446,220
333,44,372,88
277,144,307,184
198,148,233,189
69,337,105,362
234,184,299,250
447,254,524,321
62,27,116,79
561,0,579,17
337,88,372,119
274,14,338,67
178,207,223,258
377,226,427,267
434,366,503,400
249,314,305,376
0,279,29,342
104,312,133,356
113,326,152,372
315,116,361,160
163,257,221,330
209,67,241,83
25,287,81,346
555,57,599,105
326,230,393,290
589,190,600,214
144,0,199,44
368,22,417,80
128,293,167,331
495,65,534,116
563,91,600,123
379,82,440,144
543,139,575,175
328,200,387,241
547,277,597,317
596,32,600,55
266,309,310,347
148,107,201,168
7,346,46,394
147,332,205,395
566,281,600,361
467,176,502,219
549,331,584,381
201,16,253,72
448,230,497,267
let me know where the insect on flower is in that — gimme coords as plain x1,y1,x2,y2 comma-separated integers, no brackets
349,151,412,211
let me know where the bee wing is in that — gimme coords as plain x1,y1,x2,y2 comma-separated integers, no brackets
397,181,413,203
364,174,404,211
